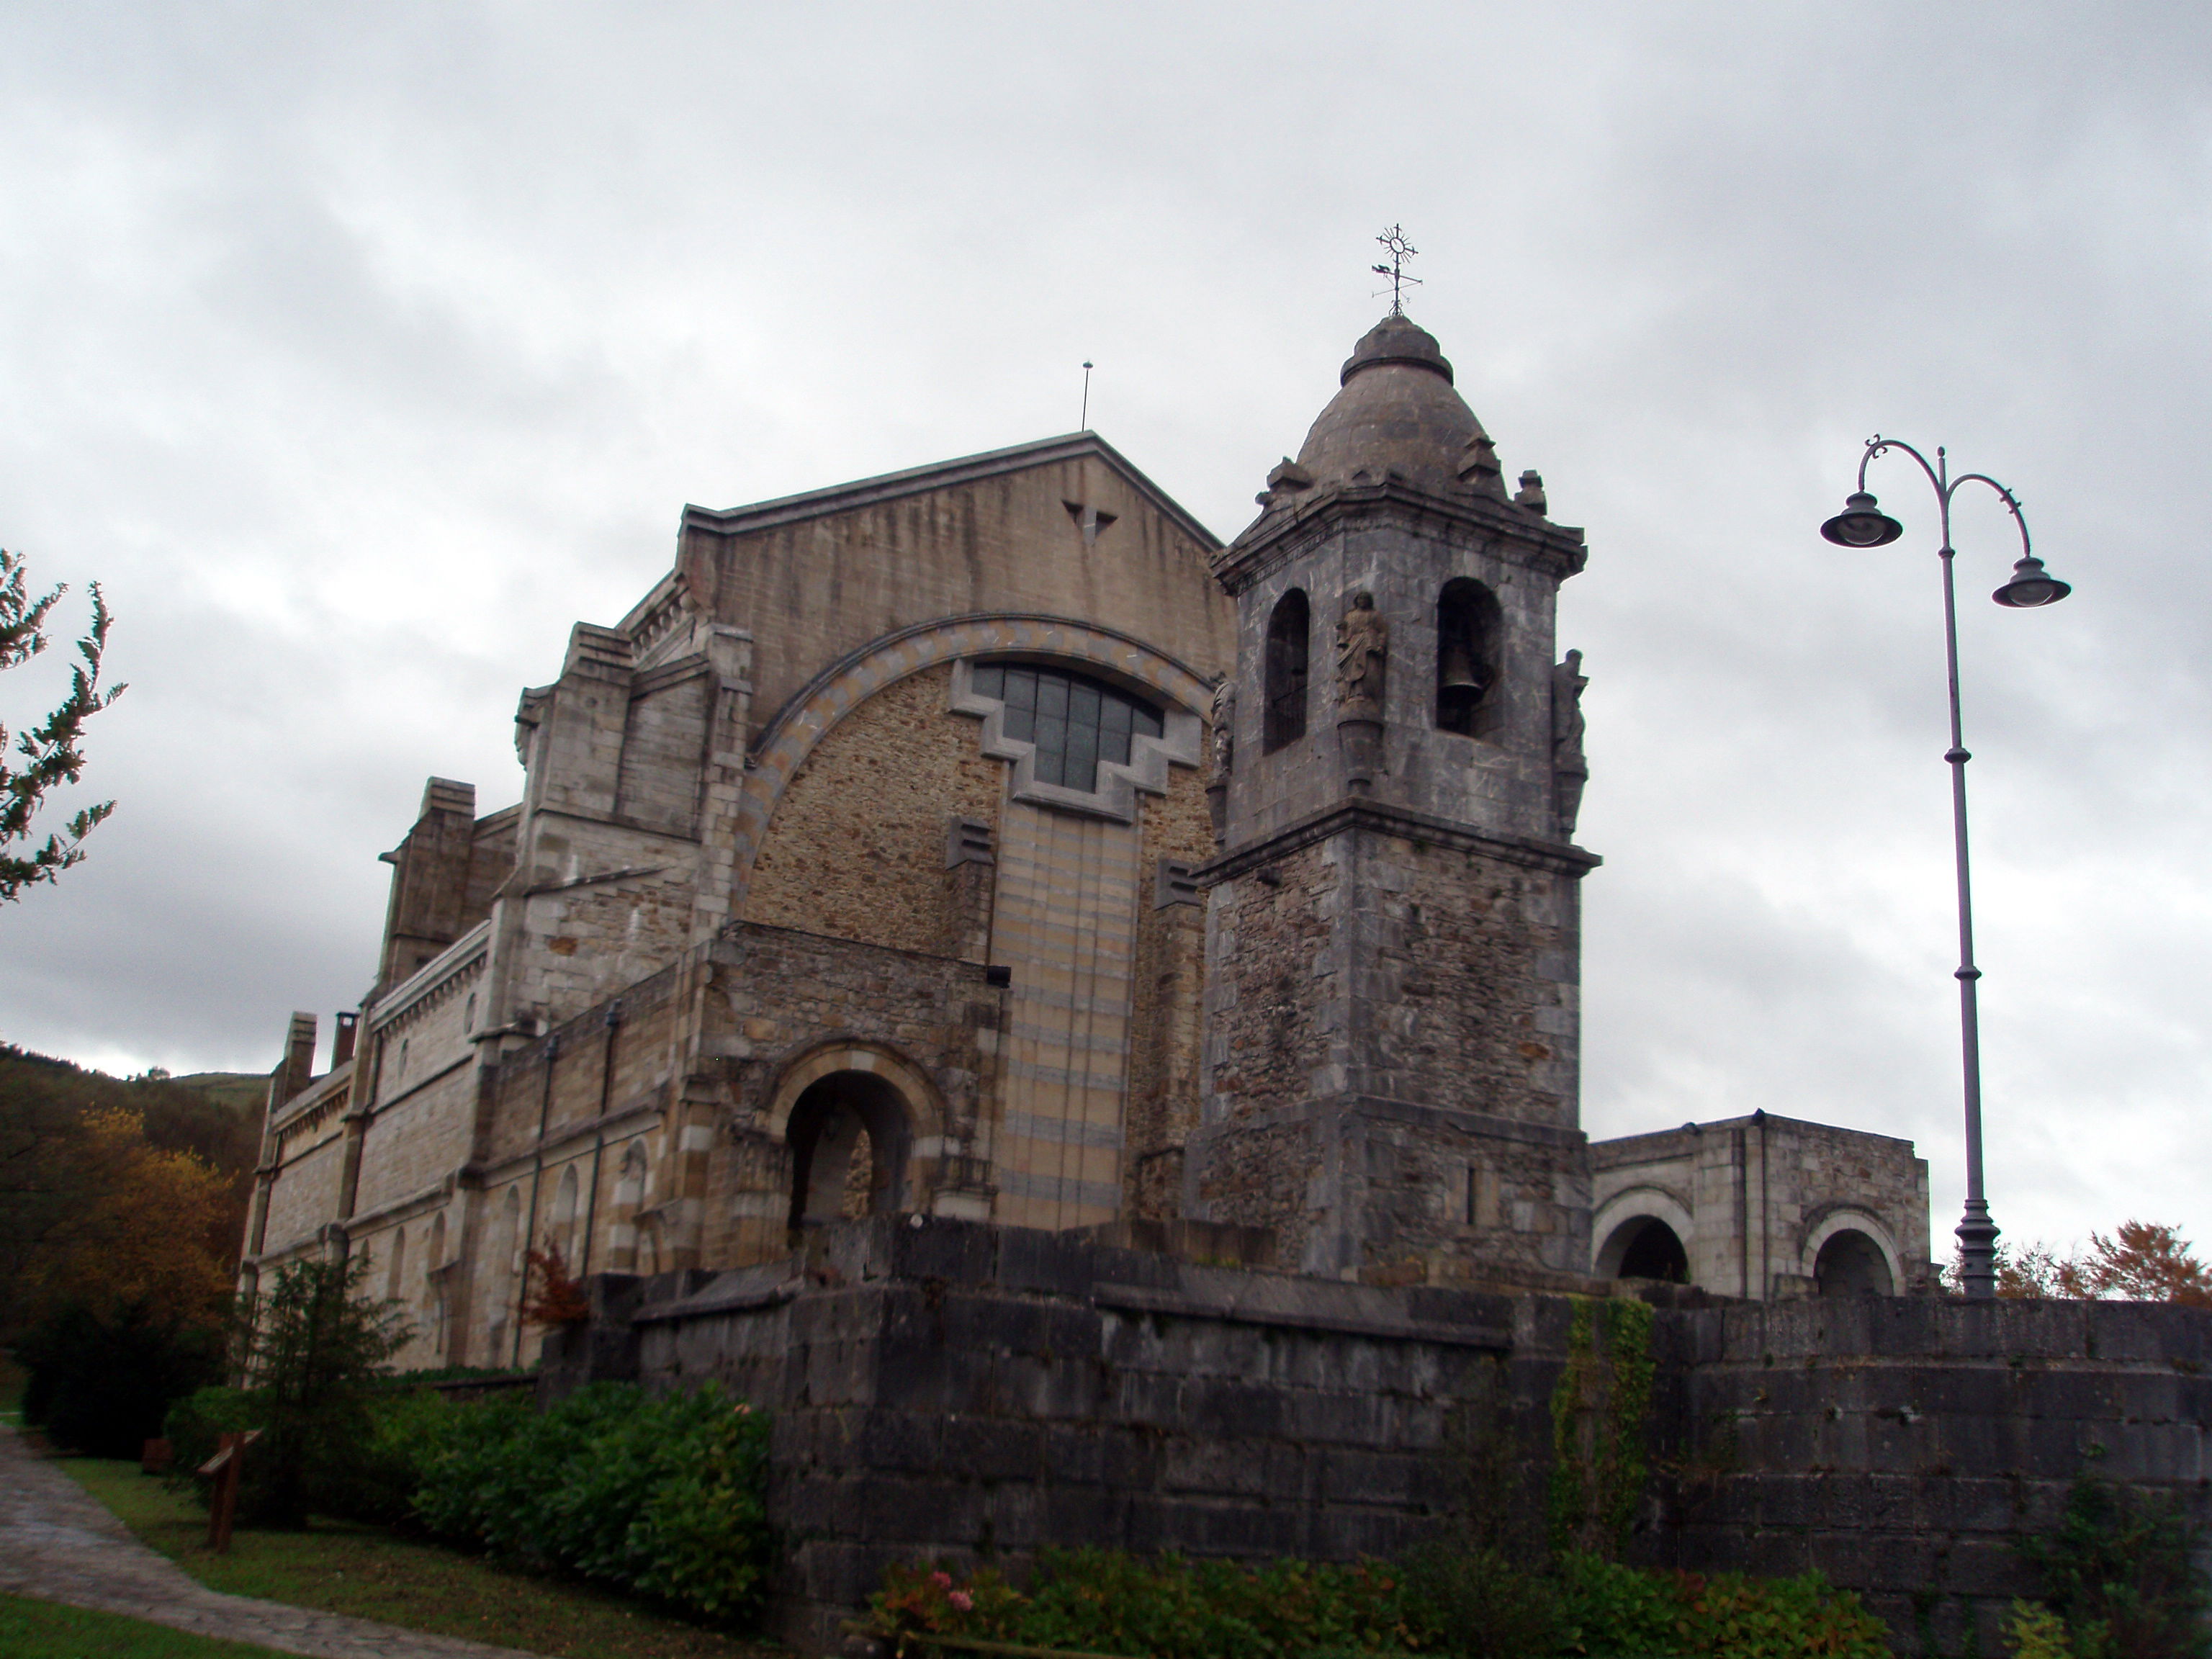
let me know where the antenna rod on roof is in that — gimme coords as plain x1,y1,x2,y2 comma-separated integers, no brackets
1081,361,1093,431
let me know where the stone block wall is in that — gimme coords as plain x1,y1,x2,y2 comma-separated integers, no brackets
1646,1295,2212,1653
626,1218,1549,1652
575,1220,2212,1657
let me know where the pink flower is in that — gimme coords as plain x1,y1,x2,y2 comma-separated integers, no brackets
948,1591,973,1612
930,1572,953,1590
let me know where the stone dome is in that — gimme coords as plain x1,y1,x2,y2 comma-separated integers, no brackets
1290,314,1501,500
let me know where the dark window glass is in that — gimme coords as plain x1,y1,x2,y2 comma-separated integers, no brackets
969,660,1163,791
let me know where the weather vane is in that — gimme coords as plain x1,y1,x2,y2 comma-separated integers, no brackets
1372,225,1421,316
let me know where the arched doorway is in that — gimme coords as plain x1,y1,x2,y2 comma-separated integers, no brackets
1596,1215,1690,1283
784,1069,913,1239
1815,1229,1894,1296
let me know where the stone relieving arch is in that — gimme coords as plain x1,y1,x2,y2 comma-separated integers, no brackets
725,613,1215,914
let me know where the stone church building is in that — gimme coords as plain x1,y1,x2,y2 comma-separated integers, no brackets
240,313,1931,1368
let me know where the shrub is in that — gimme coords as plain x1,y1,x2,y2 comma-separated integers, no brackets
2007,1600,2080,1659
857,1549,1895,1659
2019,1477,2210,1659
410,1382,772,1624
17,1297,221,1457
855,1549,1420,1659
1397,1542,1561,1658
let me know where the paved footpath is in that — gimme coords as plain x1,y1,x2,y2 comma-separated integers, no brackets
0,1425,552,1658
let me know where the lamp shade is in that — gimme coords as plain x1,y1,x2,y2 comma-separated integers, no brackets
1820,492,1905,548
1992,554,2071,608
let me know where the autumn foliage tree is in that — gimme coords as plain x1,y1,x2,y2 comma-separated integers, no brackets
14,1105,242,1455
1990,1221,2212,1307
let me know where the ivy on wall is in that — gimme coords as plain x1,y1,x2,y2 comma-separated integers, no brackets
1547,1293,1655,1560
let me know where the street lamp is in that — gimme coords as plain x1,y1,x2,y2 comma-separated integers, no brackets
1820,436,2072,1300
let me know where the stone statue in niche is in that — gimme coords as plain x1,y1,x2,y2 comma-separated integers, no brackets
1208,673,1236,782
1334,591,1389,721
1551,649,1588,837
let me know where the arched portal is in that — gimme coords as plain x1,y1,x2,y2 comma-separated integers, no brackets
1815,1228,1894,1296
1596,1215,1690,1283
783,1069,914,1239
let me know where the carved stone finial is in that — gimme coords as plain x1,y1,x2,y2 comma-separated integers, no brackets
1514,470,1548,516
1334,591,1389,722
1456,432,1502,484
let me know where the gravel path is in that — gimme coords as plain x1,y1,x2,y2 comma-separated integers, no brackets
0,1425,552,1658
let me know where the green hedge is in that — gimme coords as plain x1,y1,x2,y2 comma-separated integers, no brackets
855,1547,1896,1659
408,1382,773,1624
165,1380,772,1627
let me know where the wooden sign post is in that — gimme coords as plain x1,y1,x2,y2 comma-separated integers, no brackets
196,1428,261,1555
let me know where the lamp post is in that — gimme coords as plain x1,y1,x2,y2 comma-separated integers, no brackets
1820,436,2072,1300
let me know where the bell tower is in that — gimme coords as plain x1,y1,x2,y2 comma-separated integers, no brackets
1191,313,1599,1282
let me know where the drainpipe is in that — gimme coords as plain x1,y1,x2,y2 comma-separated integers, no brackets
578,1002,622,1277
512,1032,560,1367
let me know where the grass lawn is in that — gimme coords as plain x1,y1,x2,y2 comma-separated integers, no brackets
60,1458,783,1659
0,1593,292,1659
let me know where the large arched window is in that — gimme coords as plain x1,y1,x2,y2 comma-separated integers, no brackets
968,663,1163,792
1435,578,1503,738
1264,589,1310,752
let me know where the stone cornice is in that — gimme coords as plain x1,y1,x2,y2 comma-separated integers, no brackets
1213,479,1587,595
1196,797,1601,884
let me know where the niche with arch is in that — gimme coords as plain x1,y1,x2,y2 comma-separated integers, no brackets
611,1142,649,1272
1815,1229,1894,1296
550,1166,580,1267
489,1187,521,1355
425,1210,448,1352
784,1069,914,1240
1434,577,1503,738
384,1226,407,1302
1264,589,1310,752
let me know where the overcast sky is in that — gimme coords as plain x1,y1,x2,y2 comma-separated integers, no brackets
3,2,2207,1262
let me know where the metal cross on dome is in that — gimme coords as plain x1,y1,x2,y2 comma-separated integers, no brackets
1372,225,1421,316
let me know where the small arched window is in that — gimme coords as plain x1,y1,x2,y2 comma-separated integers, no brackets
552,1166,580,1267
384,1226,407,1302
1264,589,1310,752
969,662,1162,791
1435,578,1503,738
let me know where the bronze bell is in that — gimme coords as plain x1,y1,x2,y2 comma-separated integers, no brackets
1439,639,1483,693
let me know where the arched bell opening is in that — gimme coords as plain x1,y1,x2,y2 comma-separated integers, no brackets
1815,1228,1894,1297
1596,1215,1690,1284
1435,577,1503,739
1264,588,1310,752
784,1070,914,1241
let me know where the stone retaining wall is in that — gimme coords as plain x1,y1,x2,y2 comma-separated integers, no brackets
554,1217,2212,1655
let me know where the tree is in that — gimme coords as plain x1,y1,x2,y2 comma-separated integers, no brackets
1981,1221,2212,1307
2062,1223,2212,1307
24,1105,239,1323
2,547,123,904
215,1254,413,1527
13,1105,243,1457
